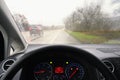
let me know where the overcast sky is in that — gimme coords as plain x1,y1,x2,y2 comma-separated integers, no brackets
4,0,120,26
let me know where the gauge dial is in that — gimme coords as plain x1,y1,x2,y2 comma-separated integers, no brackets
65,63,85,80
34,63,52,80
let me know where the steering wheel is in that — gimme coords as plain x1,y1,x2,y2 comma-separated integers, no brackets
1,45,117,80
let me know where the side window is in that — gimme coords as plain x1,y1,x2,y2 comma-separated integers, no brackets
10,47,14,55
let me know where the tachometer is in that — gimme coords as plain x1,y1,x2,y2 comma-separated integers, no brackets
33,63,52,80
65,63,85,80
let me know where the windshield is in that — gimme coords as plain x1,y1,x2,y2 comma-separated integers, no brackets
4,0,120,44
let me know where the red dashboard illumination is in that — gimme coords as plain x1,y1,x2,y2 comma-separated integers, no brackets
55,66,64,74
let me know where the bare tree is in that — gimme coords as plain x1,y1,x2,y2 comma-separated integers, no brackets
64,3,113,32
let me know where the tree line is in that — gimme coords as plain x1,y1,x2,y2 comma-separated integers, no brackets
64,4,116,32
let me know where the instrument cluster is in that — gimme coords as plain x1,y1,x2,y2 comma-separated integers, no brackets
33,61,85,80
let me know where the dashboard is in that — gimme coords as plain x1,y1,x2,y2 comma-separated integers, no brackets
0,44,120,80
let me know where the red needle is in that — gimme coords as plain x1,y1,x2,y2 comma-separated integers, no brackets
68,69,77,80
34,70,45,74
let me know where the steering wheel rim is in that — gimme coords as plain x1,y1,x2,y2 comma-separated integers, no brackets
1,45,117,80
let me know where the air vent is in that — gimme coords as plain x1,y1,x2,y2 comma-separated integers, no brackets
2,59,15,71
0,73,4,79
103,60,115,72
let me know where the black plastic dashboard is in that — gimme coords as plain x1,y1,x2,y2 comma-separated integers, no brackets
0,44,120,80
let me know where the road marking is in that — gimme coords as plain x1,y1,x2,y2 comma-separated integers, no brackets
49,30,61,44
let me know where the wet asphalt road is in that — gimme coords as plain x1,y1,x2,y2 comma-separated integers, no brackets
30,29,80,44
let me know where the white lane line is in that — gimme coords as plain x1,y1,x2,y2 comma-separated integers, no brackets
49,30,61,44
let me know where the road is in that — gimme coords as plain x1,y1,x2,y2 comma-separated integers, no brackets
30,29,80,44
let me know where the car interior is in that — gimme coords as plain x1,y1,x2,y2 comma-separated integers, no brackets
0,0,120,80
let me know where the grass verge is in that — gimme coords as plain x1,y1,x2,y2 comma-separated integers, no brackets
67,31,108,44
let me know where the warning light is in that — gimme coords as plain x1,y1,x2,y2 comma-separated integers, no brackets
76,68,79,70
55,66,64,74
50,61,53,64
66,61,69,64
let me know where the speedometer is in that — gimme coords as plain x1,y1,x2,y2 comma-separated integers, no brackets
33,63,52,80
65,63,85,80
